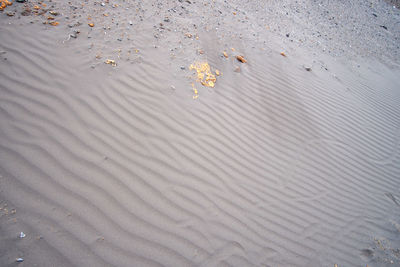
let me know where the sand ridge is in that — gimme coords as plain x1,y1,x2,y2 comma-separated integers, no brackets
1,0,400,266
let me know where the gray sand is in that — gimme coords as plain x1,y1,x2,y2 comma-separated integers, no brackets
1,0,400,266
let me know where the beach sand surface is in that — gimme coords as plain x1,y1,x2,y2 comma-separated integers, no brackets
1,0,400,266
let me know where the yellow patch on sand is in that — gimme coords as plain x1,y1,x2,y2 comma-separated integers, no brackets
189,62,218,88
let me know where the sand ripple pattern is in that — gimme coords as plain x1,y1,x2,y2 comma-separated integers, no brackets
1,26,400,267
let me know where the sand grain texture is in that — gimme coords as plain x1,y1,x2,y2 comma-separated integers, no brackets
1,0,400,266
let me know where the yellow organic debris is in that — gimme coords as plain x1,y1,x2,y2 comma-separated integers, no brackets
223,51,228,58
0,0,12,11
105,59,116,66
88,23,94,27
189,62,217,88
215,69,221,76
280,52,287,57
192,83,198,99
50,21,59,26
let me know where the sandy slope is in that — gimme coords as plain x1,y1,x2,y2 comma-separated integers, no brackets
1,0,400,266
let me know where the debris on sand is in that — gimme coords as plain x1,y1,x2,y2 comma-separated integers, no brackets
191,83,198,99
105,59,116,66
190,62,217,88
236,55,247,63
223,51,228,58
88,23,94,27
280,52,287,57
0,0,12,11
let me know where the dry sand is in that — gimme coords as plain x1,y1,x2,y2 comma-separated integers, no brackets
1,0,400,266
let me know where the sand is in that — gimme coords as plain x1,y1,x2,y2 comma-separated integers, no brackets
0,0,400,266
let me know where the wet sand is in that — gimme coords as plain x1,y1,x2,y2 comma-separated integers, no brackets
1,0,400,266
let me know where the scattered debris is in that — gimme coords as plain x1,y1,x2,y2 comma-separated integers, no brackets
192,83,198,99
280,52,287,57
70,30,80,38
49,11,59,16
223,51,228,58
105,59,116,66
190,62,217,88
236,55,247,63
88,23,94,27
50,21,59,26
19,232,26,238
16,258,24,263
21,6,31,16
0,0,12,11
380,25,388,30
6,11,14,16
215,69,221,76
304,65,312,71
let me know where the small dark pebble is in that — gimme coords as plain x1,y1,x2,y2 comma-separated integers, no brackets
373,13,377,17
286,33,290,37
16,0,25,2
180,66,185,70
380,25,388,30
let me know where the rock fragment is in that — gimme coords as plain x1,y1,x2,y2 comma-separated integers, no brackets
236,55,247,63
